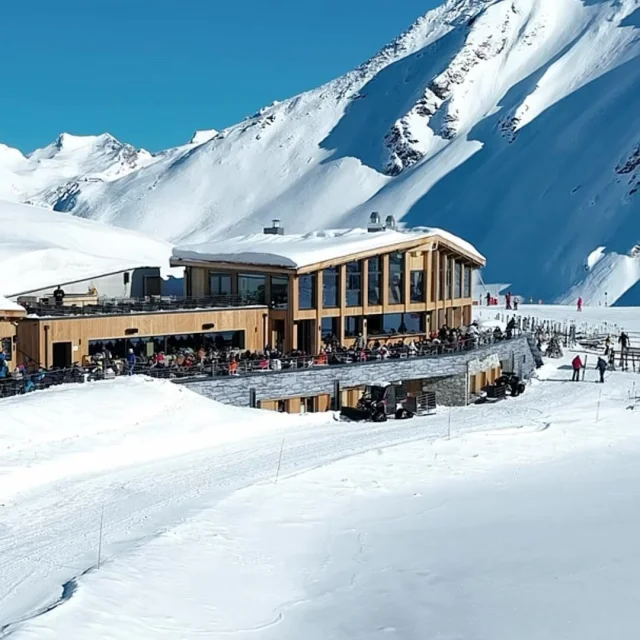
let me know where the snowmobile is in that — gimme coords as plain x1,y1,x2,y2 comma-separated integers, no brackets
339,384,435,422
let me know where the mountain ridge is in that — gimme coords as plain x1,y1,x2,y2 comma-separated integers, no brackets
1,0,639,304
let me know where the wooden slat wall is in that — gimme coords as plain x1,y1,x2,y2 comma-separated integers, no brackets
16,307,266,368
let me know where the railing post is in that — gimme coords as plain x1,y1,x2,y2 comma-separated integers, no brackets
249,388,257,408
333,380,341,411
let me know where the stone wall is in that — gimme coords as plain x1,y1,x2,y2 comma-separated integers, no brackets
182,335,536,408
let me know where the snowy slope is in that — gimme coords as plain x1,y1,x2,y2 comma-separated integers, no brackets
4,330,640,637
0,200,174,296
2,0,640,303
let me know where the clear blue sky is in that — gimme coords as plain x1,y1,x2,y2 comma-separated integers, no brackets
1,0,439,153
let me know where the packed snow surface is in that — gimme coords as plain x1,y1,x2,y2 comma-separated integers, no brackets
0,200,174,296
2,0,639,303
173,226,484,268
2,305,640,638
0,295,25,313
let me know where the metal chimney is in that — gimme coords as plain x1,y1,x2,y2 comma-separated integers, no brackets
385,215,397,230
367,211,384,233
263,218,284,235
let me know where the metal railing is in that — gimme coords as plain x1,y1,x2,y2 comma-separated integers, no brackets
21,294,267,317
0,332,523,400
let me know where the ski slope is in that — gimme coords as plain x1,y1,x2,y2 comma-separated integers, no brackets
0,200,174,296
2,0,639,304
2,305,640,637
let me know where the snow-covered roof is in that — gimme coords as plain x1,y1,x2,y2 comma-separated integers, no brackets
173,227,485,270
0,294,25,314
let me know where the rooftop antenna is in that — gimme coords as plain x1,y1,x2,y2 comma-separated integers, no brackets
385,215,396,230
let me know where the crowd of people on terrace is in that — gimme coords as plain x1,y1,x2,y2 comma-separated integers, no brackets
86,320,513,377
0,319,515,396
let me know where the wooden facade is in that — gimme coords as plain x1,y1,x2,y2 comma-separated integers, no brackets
172,233,484,354
1,306,26,370
16,307,266,369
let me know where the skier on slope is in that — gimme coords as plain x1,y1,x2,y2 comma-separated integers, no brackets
595,356,607,384
577,297,583,312
571,354,583,381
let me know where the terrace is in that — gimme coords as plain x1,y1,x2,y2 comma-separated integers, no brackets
18,294,265,318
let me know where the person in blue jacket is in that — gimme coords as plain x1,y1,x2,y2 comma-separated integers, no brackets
596,356,607,383
0,352,7,379
127,349,136,376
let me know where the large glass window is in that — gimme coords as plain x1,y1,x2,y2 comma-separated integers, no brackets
271,276,289,309
366,313,425,336
389,252,404,304
454,261,462,299
438,257,444,301
464,266,472,298
238,274,266,304
444,258,452,299
298,274,316,310
345,316,363,337
346,261,362,307
321,317,339,343
410,270,425,303
88,330,245,359
323,267,339,308
209,272,232,297
368,257,382,305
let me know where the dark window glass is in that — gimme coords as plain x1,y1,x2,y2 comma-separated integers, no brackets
209,272,232,296
444,258,452,299
368,257,382,305
298,274,316,310
365,313,424,335
323,267,339,308
321,317,339,342
271,276,289,309
238,274,266,304
345,316,363,337
389,252,404,304
346,261,362,307
410,270,425,302
464,267,472,298
455,262,462,299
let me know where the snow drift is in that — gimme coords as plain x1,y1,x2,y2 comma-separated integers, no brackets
1,0,639,303
0,200,174,296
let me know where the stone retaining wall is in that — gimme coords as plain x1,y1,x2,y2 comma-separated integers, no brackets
182,336,536,408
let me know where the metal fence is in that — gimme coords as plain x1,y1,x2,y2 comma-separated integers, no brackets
0,332,519,399
21,294,266,317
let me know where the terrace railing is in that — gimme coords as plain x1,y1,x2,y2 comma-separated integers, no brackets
21,294,266,317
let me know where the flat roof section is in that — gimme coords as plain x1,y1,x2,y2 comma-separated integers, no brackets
172,227,485,270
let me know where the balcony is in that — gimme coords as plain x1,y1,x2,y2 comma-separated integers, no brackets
19,294,266,318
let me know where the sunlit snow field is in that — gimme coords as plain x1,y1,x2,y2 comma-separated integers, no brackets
2,304,640,639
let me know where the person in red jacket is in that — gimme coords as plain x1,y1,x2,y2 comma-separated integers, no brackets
577,297,583,312
571,354,583,381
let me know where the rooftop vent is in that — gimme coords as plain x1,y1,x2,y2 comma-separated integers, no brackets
367,211,384,233
385,215,397,230
263,218,284,235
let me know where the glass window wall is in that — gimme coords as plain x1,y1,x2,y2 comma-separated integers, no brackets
346,261,362,307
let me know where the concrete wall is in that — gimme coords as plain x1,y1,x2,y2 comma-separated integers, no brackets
184,335,536,408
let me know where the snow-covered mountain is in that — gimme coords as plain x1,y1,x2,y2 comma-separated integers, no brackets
2,0,639,304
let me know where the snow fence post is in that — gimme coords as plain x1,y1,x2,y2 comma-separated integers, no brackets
596,388,602,423
97,506,104,570
275,437,285,484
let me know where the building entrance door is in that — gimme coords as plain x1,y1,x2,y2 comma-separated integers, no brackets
296,320,316,355
52,342,72,368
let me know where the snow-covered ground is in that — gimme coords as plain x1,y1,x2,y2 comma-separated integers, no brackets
2,305,640,638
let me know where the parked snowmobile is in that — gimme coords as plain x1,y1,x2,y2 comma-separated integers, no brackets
339,384,435,422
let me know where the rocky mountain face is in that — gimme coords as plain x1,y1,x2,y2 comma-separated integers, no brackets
1,0,639,304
